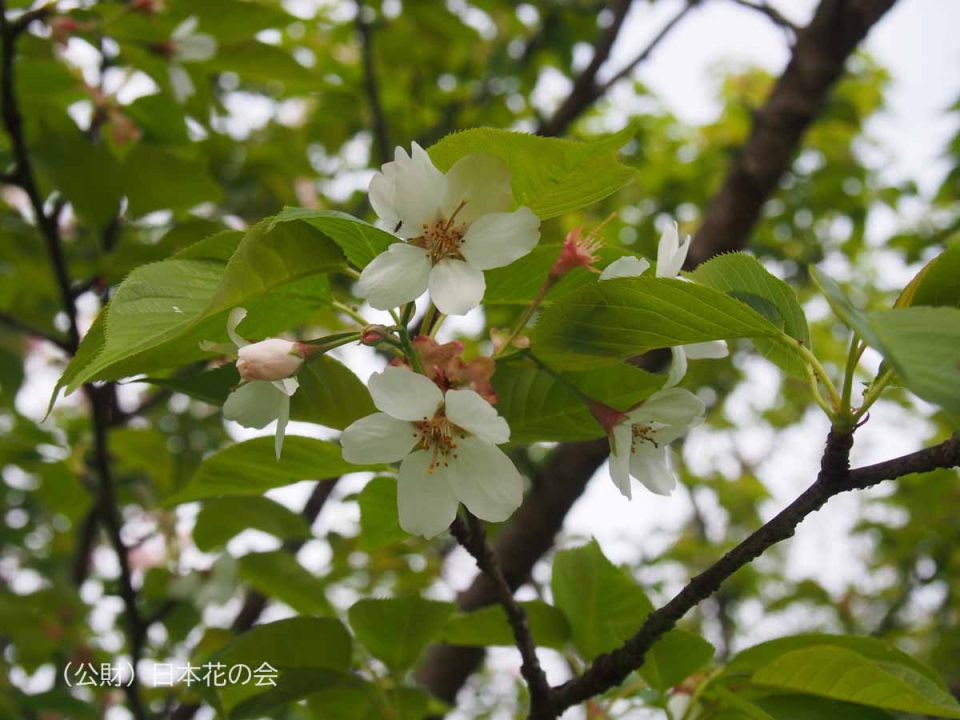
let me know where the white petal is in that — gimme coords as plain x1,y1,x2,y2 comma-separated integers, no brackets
177,31,217,62
367,366,443,421
628,387,705,428
683,340,729,360
341,413,418,464
397,450,460,538
664,346,687,388
444,389,510,444
355,243,431,310
273,377,299,396
392,143,447,235
459,207,540,271
599,256,651,281
169,64,195,103
172,16,198,40
274,392,290,459
369,169,402,236
656,221,689,278
226,307,248,347
629,445,677,496
445,437,522,523
442,153,513,227
222,381,283,429
428,259,485,316
608,423,633,499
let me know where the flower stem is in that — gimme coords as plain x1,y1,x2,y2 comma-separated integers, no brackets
397,326,425,375
332,300,367,326
495,281,549,358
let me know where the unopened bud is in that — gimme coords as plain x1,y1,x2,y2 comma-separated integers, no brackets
236,338,303,381
360,324,391,346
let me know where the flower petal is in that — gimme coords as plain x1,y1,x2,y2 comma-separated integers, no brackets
393,143,447,235
341,412,418,464
459,207,540,271
172,16,198,40
397,450,460,537
628,387,705,428
608,423,633,499
599,255,651,281
664,346,687,388
368,365,443,421
169,64,195,104
444,389,510,444
222,381,284,429
428,259,485,316
656,221,690,278
177,33,217,63
442,153,513,227
355,243,431,310
274,392,290,459
683,340,729,360
445,437,523,522
226,307,248,348
629,444,677,496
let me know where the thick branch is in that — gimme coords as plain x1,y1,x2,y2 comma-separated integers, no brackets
355,1,391,164
450,513,551,716
687,0,898,266
550,432,959,711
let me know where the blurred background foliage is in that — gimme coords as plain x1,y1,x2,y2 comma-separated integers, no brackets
0,0,958,719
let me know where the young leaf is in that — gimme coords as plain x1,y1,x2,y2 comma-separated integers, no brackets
237,551,331,616
167,436,372,504
270,207,395,268
531,277,784,369
440,601,571,650
357,477,406,551
752,645,960,717
428,126,638,219
692,254,810,376
348,597,455,672
193,496,312,551
292,356,376,430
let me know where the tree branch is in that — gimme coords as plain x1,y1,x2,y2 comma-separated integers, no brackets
0,309,71,351
450,512,551,716
549,431,959,711
729,0,799,37
355,1,391,165
687,0,898,266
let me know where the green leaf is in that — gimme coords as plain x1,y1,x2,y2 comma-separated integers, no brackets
307,680,435,720
357,477,406,551
123,144,222,216
493,359,664,442
215,617,351,715
809,267,881,349
752,645,960,717
348,597,455,672
428,126,638,219
640,629,714,691
236,551,330,615
142,364,240,406
531,277,784,369
292,356,375,430
168,436,370,504
692,254,810,376
271,208,394,268
193,496,311,551
895,244,960,309
866,306,960,416
209,41,316,94
440,600,571,650
551,540,652,660
33,115,123,228
753,694,895,720
59,220,342,391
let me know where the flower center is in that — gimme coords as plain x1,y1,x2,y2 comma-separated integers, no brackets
416,200,468,263
630,423,659,452
414,410,467,472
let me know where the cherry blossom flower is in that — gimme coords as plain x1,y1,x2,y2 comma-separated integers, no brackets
599,221,728,386
356,144,541,315
595,388,705,498
165,17,217,103
340,366,522,537
216,308,305,459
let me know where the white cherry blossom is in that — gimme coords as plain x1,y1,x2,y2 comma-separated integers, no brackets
218,308,301,459
607,388,705,499
340,366,523,537
599,221,728,386
356,144,541,315
167,17,217,103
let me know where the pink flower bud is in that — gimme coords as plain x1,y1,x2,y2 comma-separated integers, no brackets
236,338,303,381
